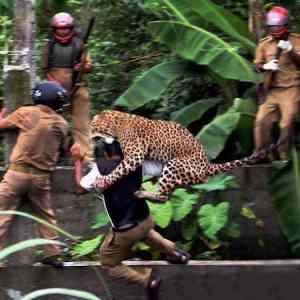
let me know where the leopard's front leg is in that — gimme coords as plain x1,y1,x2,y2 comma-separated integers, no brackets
94,134,146,189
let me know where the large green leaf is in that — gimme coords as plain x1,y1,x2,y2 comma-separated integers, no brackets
0,239,65,261
71,235,104,258
182,218,198,240
270,150,300,255
161,0,209,27
170,188,199,221
21,288,101,300
91,212,110,229
147,201,173,228
184,0,255,51
115,60,193,110
192,173,237,192
197,202,230,240
227,98,257,153
170,98,222,127
196,112,241,159
149,21,259,82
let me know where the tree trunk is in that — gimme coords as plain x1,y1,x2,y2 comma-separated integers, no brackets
3,0,36,164
248,0,264,43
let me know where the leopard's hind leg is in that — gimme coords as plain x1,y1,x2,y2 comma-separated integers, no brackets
158,157,208,196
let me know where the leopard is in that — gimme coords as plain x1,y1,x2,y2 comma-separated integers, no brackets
90,110,259,197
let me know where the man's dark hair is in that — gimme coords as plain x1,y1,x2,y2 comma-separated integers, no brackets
104,140,123,159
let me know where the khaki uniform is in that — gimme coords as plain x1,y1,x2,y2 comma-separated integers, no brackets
0,105,68,256
100,216,176,286
43,39,93,161
254,34,300,158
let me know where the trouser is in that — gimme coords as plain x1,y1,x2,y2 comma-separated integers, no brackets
0,169,61,257
99,216,177,287
72,86,93,161
254,86,300,158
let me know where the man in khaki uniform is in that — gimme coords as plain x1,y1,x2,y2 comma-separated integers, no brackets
254,6,300,160
42,12,93,162
0,81,69,266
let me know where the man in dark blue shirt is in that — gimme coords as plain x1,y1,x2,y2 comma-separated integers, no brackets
71,138,190,300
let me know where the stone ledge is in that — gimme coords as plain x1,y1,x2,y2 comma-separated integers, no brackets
1,260,300,300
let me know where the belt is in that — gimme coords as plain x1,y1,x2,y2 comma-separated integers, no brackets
112,222,138,233
9,163,51,176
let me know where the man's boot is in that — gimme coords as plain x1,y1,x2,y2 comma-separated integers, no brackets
146,272,162,300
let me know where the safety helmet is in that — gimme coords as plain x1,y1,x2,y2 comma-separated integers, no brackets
32,81,70,112
51,12,74,29
266,6,289,26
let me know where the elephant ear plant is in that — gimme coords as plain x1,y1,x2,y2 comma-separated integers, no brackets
139,173,242,257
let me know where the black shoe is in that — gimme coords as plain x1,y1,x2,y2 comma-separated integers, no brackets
146,274,162,300
167,248,190,264
41,255,64,268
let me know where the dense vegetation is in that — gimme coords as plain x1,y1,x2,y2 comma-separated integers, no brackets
1,0,300,262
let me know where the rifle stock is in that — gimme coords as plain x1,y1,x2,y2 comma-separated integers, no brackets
69,16,95,102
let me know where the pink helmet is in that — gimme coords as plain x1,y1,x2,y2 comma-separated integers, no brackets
266,6,289,26
51,12,74,29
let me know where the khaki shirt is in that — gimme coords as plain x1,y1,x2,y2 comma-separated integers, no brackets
6,105,69,171
254,33,300,87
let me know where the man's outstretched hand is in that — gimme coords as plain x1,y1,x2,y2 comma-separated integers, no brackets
94,177,112,191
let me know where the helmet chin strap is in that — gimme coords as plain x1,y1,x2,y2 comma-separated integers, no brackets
54,31,74,44
270,27,289,39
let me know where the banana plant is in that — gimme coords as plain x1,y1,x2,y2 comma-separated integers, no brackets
115,0,259,109
269,148,300,255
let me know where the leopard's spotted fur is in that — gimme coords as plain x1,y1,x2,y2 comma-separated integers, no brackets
90,110,253,196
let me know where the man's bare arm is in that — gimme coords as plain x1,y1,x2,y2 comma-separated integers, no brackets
70,143,89,194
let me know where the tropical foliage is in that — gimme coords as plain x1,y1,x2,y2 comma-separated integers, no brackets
269,148,300,256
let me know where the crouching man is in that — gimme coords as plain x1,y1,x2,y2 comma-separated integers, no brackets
0,81,70,267
71,138,190,300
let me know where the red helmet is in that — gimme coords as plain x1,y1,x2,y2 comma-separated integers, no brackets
266,6,289,26
51,12,74,29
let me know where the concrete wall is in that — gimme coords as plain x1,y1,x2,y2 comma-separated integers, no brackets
1,260,300,300
1,165,290,264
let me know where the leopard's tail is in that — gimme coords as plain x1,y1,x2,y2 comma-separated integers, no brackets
206,157,249,177
206,143,276,177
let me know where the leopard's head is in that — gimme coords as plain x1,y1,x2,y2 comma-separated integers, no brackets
90,110,128,144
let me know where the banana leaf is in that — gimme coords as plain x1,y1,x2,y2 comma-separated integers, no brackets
196,112,241,159
163,0,255,51
161,0,209,28
170,98,222,127
269,149,300,255
185,0,255,51
149,21,259,82
21,288,101,300
115,60,193,110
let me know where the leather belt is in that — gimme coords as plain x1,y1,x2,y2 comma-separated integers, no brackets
113,222,138,233
9,163,51,176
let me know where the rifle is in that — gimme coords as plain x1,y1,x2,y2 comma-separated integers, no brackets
69,16,95,102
